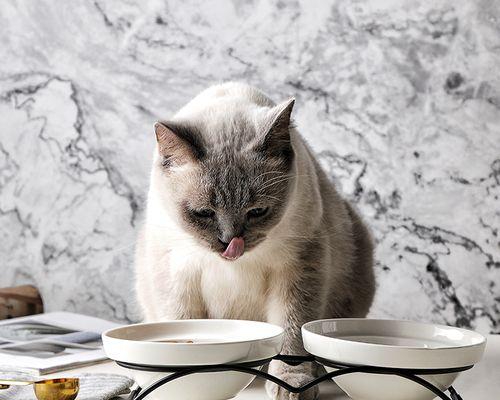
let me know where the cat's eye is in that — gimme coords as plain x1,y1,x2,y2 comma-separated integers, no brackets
247,207,269,218
192,209,215,218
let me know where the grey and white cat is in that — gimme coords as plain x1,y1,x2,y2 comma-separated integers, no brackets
136,82,375,400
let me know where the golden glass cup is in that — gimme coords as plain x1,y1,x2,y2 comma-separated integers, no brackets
0,377,79,400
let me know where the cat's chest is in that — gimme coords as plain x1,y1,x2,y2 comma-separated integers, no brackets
200,259,269,321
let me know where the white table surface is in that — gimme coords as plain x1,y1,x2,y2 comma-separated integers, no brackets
52,335,499,399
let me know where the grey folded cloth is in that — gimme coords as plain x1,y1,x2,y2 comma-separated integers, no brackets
0,369,134,400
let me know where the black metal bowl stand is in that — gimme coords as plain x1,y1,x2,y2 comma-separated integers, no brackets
117,354,471,400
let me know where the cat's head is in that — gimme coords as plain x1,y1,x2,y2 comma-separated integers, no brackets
153,98,295,261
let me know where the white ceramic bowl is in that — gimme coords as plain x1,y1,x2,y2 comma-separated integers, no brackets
302,319,486,400
102,319,284,400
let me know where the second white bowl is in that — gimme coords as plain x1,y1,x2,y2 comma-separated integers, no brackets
302,318,486,400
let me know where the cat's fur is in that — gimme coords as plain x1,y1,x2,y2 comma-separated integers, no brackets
136,82,375,400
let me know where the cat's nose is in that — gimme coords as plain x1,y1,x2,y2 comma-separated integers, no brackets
218,230,244,247
218,237,230,247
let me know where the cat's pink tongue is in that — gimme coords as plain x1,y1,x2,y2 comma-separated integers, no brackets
221,237,245,260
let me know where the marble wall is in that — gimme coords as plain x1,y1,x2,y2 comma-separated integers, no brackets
1,0,499,332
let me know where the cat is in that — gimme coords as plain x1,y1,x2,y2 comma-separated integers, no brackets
135,82,375,400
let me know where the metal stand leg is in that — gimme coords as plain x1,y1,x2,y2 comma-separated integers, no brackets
117,356,470,400
448,386,463,400
128,386,142,400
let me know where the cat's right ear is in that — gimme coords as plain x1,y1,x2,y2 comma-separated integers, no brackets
256,98,295,162
154,122,204,167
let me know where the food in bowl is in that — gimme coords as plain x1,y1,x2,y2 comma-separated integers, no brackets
102,319,284,400
302,318,486,400
154,339,195,343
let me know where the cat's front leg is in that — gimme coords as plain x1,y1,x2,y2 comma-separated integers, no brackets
150,264,207,321
265,261,325,400
266,359,319,400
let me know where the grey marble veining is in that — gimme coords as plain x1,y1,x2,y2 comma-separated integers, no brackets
0,0,498,332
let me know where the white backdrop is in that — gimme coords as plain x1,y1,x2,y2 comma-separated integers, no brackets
1,0,499,333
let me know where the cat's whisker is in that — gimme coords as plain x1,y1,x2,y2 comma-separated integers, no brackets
250,170,285,184
258,178,297,192
258,175,296,188
263,173,295,181
259,195,281,202
255,173,315,194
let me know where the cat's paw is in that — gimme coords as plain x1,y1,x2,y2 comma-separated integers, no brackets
265,372,319,400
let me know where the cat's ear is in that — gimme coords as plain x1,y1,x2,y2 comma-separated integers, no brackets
154,121,204,167
259,98,295,160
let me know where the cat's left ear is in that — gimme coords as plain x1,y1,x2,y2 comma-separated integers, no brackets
154,121,204,167
259,98,295,160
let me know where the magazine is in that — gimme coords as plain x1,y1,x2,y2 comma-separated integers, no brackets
0,311,121,375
